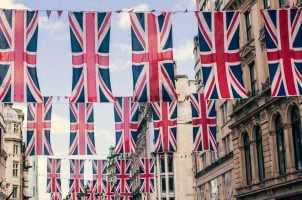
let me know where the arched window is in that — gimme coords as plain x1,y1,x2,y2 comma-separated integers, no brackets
291,106,302,170
243,132,252,185
275,115,286,175
255,125,265,181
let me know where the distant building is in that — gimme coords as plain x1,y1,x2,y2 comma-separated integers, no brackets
3,104,31,200
131,73,196,200
194,0,302,199
0,104,7,199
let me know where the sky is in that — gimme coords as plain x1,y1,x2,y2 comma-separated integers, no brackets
1,0,197,198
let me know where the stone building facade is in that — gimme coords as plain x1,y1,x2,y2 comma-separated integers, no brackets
130,73,196,200
0,104,7,199
194,0,302,199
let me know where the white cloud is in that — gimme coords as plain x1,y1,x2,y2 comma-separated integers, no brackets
174,40,193,64
116,4,149,30
95,128,114,143
110,43,131,71
39,16,69,41
0,0,27,9
51,113,69,135
172,0,196,11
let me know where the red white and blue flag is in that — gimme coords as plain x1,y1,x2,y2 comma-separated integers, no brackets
261,8,302,96
139,158,155,193
114,97,139,154
196,11,248,99
69,159,85,195
130,12,177,102
68,12,115,103
190,93,217,152
151,102,177,152
92,160,107,195
0,10,42,102
50,192,61,200
46,158,61,194
115,159,132,199
25,96,53,156
69,103,96,155
86,180,97,200
103,180,116,200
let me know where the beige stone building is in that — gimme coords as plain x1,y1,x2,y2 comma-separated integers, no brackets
3,104,31,199
0,104,7,199
130,73,196,200
194,0,302,199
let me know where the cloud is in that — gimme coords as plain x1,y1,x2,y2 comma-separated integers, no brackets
95,128,114,143
172,0,196,11
39,16,69,41
51,113,69,135
0,0,27,9
110,43,131,71
174,40,193,64
116,4,149,30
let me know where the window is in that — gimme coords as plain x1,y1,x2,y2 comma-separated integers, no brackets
263,0,271,9
13,162,18,177
210,179,218,200
255,125,265,181
13,123,19,134
168,176,174,193
160,154,165,173
200,184,206,200
201,153,206,169
279,0,289,7
223,135,232,155
245,11,253,41
224,172,233,199
13,144,18,155
275,115,286,175
167,153,173,173
249,62,257,96
243,132,252,185
161,177,166,193
221,101,228,124
291,106,302,170
12,185,18,198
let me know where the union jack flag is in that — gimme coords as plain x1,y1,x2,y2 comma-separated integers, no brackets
25,96,53,156
0,10,42,102
139,158,155,193
130,12,177,102
68,11,115,103
46,158,61,194
115,159,132,198
195,11,248,99
92,160,107,195
69,103,96,155
261,8,302,96
69,159,85,195
190,93,217,152
103,180,116,200
114,97,139,154
151,102,177,152
86,180,97,200
50,192,61,200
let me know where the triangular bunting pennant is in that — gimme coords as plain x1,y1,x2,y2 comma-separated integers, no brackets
46,10,52,18
57,10,63,18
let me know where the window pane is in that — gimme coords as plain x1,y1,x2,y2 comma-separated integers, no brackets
167,154,173,173
210,179,218,200
291,106,302,170
168,176,174,192
243,132,252,185
12,185,18,198
264,0,271,8
160,155,165,173
275,115,286,175
161,177,166,193
256,126,265,181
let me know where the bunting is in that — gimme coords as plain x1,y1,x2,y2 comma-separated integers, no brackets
151,102,177,152
114,97,139,154
103,180,116,200
130,12,177,102
69,159,85,196
68,11,115,103
261,8,302,96
25,96,53,156
69,103,96,155
86,180,97,200
139,158,155,193
46,158,61,194
115,159,132,199
50,192,62,200
92,160,107,195
195,11,247,99
190,93,217,152
0,10,42,102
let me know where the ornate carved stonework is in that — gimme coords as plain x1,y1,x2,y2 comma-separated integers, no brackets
240,39,255,64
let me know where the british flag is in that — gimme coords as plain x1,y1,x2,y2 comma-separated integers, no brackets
50,192,61,200
130,12,177,102
68,11,115,103
103,180,116,200
114,97,139,154
139,158,155,193
151,102,177,152
195,11,248,99
25,96,53,156
92,160,107,196
69,103,96,155
86,180,97,200
115,159,132,199
69,159,85,195
261,8,302,96
190,93,217,152
0,10,42,102
46,158,61,194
